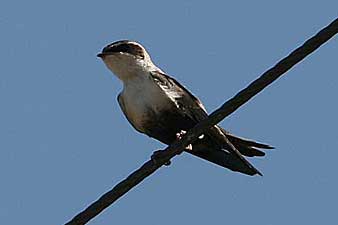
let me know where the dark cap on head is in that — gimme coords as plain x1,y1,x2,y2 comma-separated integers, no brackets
97,40,145,59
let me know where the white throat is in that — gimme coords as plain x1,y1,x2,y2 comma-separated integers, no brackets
102,52,161,83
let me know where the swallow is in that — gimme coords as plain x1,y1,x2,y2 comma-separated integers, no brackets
97,40,273,176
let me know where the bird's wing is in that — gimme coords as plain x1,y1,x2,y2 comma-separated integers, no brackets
150,71,262,175
150,71,208,120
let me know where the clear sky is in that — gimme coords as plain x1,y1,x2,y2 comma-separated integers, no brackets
1,1,337,224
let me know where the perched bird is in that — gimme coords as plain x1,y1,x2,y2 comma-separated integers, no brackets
97,40,273,176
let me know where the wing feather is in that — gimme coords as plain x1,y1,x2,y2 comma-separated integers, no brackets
150,71,262,174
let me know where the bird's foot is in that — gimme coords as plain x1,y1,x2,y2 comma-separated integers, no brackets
176,130,193,151
151,150,171,166
176,130,187,139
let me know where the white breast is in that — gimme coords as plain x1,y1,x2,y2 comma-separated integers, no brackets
120,75,178,132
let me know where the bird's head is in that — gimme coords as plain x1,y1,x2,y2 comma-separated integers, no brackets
97,40,158,81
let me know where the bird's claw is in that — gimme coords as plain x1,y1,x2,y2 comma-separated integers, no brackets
176,130,193,151
151,150,171,166
176,130,187,139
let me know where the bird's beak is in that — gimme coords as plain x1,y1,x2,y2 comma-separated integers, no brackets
97,53,104,58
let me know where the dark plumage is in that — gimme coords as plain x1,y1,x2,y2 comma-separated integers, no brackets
102,40,145,59
119,71,273,176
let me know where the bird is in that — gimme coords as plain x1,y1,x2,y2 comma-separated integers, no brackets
97,40,273,176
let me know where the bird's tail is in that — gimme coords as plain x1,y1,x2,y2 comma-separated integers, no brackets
224,131,274,157
187,131,273,176
188,148,261,176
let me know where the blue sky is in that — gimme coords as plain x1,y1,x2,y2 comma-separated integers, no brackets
1,1,337,224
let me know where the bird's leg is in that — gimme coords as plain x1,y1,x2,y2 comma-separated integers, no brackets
151,150,171,166
176,130,193,151
151,130,194,166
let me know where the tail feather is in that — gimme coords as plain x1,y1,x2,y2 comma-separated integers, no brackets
190,137,263,176
239,147,266,157
224,130,274,157
187,147,261,176
187,129,273,176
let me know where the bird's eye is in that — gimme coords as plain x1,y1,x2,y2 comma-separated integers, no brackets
103,43,145,59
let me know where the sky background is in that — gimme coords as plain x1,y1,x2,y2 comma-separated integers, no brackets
1,1,337,225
